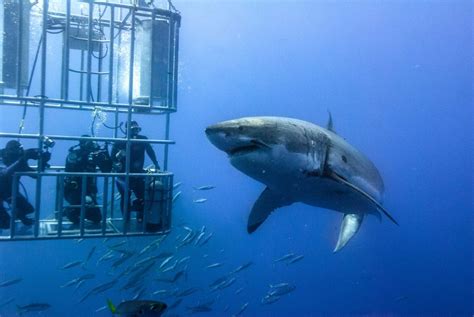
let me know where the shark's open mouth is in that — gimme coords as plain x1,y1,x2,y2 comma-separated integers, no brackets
228,139,270,156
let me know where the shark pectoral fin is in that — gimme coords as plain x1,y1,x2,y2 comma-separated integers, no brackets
334,213,364,253
329,172,399,226
247,187,293,234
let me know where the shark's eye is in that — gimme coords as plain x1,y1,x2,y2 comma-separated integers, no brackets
341,155,347,163
238,126,244,131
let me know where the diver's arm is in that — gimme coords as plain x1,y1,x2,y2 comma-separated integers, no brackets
145,143,160,170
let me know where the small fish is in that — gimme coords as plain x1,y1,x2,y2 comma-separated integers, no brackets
175,287,199,297
178,256,191,265
107,299,167,316
261,294,281,305
97,250,116,265
182,225,193,232
194,231,206,246
80,279,118,303
108,240,128,249
193,185,215,190
395,295,408,302
60,260,83,270
84,246,97,264
152,289,169,296
235,287,244,295
206,262,224,269
268,284,296,297
193,198,207,203
0,297,14,308
199,233,213,246
159,256,174,270
273,253,295,262
287,254,304,264
0,278,22,288
172,191,182,203
234,302,248,316
269,283,291,289
230,261,253,274
95,305,108,312
75,238,84,243
16,303,51,315
209,275,230,289
173,182,182,189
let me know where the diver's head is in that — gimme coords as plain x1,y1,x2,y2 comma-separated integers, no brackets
79,135,97,152
1,140,24,165
126,121,142,137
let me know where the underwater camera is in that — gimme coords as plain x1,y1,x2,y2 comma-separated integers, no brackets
42,136,56,150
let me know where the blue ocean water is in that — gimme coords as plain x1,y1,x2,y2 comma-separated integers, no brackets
0,1,472,316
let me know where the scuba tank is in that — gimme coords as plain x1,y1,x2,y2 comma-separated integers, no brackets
144,177,165,232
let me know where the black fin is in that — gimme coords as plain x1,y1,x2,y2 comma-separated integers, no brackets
326,110,334,132
329,172,399,226
247,187,293,233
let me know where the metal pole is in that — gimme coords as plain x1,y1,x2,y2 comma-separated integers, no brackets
34,0,48,238
57,175,64,237
148,10,156,107
9,175,19,239
86,1,94,103
15,0,24,97
166,15,174,109
102,176,109,235
79,175,87,237
61,0,71,100
172,20,180,110
123,7,136,234
108,6,115,106
109,6,117,219
164,114,170,171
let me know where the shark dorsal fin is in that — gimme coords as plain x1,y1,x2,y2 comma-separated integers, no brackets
326,111,335,132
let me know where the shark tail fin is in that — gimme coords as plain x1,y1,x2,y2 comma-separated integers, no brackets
107,299,116,314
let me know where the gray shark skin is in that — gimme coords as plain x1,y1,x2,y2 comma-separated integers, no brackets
205,116,397,252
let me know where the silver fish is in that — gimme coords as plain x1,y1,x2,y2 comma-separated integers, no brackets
287,254,304,264
60,260,83,270
261,294,281,305
16,303,51,314
234,302,248,316
230,261,253,274
206,262,224,269
193,185,215,190
199,233,213,246
193,198,207,203
172,191,182,202
273,253,295,262
0,297,14,308
0,278,22,288
159,256,175,270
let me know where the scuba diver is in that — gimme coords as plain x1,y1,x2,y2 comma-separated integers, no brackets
63,136,112,225
0,140,51,229
111,121,160,222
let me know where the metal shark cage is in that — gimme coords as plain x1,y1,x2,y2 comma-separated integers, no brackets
0,0,181,241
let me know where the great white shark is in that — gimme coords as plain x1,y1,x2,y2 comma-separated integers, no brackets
205,115,398,252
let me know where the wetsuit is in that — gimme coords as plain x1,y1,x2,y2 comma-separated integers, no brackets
64,147,107,224
0,157,35,228
111,135,159,219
